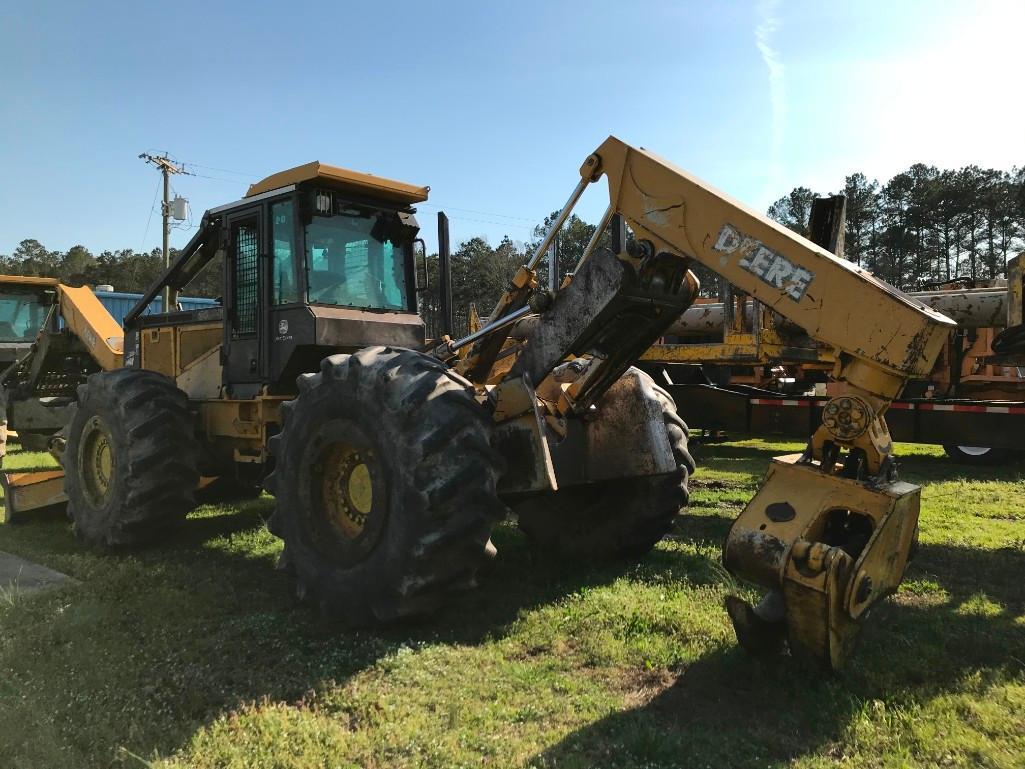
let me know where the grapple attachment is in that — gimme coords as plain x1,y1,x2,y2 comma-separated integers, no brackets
724,454,920,669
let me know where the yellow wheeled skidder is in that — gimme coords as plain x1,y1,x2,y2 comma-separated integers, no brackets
11,141,954,669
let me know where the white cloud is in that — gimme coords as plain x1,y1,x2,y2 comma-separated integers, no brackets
755,0,786,200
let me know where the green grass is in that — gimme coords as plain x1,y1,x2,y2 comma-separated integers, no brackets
0,436,1023,768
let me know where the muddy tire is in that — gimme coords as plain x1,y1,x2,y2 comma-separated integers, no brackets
63,369,199,547
265,346,507,624
513,368,693,560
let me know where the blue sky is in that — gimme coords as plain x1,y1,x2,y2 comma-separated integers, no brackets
1,0,1022,258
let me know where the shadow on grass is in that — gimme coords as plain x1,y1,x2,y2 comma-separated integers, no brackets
898,452,1025,485
673,503,1025,613
2,440,1021,767
535,447,1025,769
530,540,1025,769
694,442,802,462
0,490,667,766
695,435,1025,487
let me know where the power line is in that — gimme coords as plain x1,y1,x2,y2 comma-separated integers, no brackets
417,201,538,223
187,172,251,184
176,160,256,178
436,213,537,232
173,156,547,228
153,156,552,239
139,176,162,254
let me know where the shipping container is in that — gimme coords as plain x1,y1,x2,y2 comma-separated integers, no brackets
92,290,219,328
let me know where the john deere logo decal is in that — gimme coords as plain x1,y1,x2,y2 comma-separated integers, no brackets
714,223,815,302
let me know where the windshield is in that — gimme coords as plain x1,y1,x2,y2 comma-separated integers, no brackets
0,291,48,342
305,209,410,311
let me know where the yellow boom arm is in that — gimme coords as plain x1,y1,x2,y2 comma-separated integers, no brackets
594,137,956,667
462,136,956,668
56,284,124,372
592,137,954,386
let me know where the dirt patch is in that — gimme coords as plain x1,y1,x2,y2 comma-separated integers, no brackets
602,666,677,708
690,479,747,491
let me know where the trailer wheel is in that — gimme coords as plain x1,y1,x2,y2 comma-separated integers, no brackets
513,368,693,560
265,347,507,624
63,369,199,546
943,444,1011,466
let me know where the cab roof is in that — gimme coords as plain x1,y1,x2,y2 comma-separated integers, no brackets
0,275,60,288
245,161,429,205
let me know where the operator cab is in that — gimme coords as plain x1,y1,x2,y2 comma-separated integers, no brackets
0,277,58,363
125,162,430,398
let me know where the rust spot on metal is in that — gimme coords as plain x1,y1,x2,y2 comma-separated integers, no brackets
902,326,931,370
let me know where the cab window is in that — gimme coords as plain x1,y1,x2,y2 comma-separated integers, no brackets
305,208,409,311
0,291,48,341
271,201,299,304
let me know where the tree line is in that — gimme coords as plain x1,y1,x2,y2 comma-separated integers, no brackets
0,239,221,297
418,211,603,338
768,164,1025,290
4,160,1022,332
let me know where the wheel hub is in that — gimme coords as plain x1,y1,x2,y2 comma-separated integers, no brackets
957,445,991,456
80,416,115,507
319,443,376,540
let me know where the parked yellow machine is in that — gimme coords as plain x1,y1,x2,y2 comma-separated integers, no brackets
3,139,958,669
0,282,124,518
0,275,66,459
640,214,1025,465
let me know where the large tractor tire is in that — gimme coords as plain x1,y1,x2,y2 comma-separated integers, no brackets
513,368,693,560
63,369,199,547
265,347,507,624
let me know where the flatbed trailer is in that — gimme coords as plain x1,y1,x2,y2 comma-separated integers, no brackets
665,380,1025,463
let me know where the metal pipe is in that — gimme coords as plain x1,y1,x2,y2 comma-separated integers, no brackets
667,288,1011,337
526,176,591,271
448,304,534,352
574,205,613,273
911,288,1008,328
438,211,453,335
548,235,558,292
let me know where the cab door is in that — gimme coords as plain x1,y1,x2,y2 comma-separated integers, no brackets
264,197,306,385
223,208,263,390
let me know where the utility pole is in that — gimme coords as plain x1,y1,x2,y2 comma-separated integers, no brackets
139,153,187,312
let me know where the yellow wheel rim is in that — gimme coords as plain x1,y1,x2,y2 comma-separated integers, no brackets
81,416,115,507
320,443,375,540
348,463,373,516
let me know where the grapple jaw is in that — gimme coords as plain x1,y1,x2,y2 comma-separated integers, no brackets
723,454,920,669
